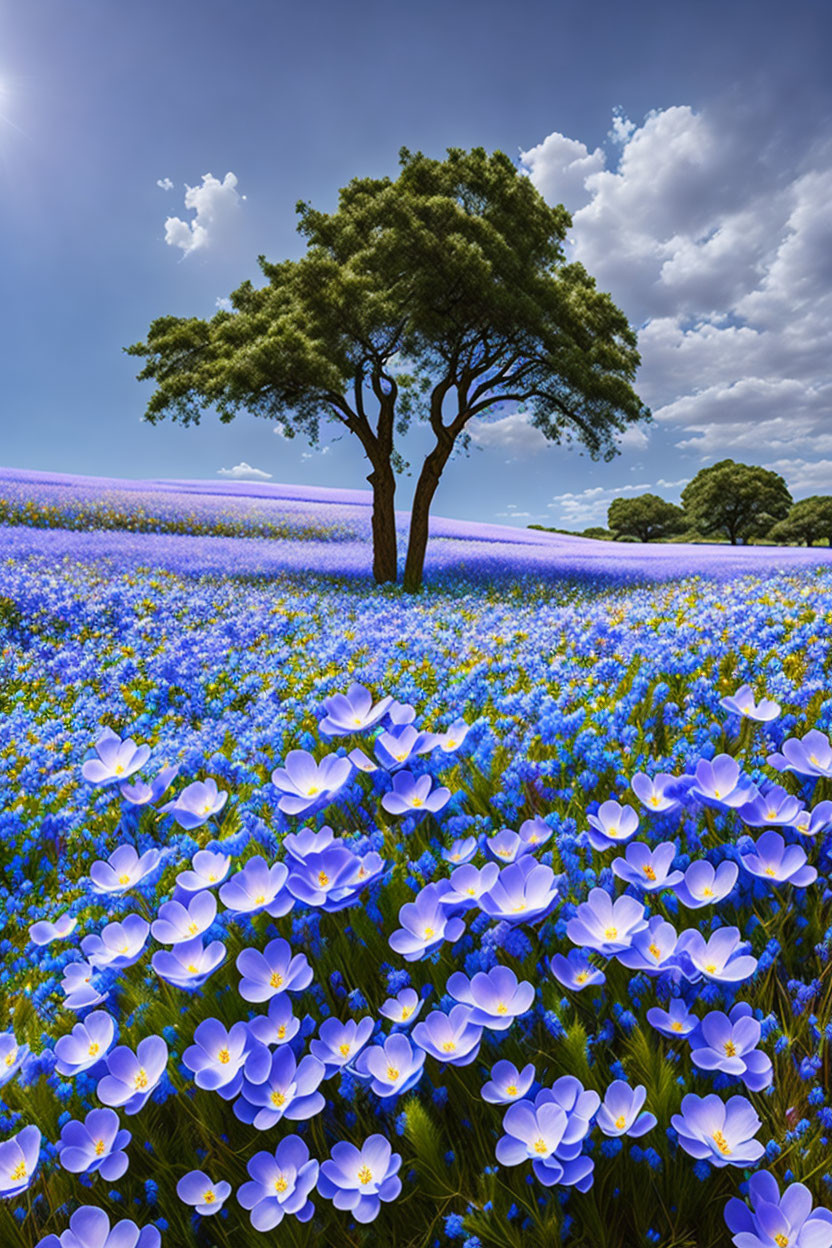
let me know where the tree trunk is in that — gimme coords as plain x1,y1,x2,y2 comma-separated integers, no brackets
402,442,452,593
367,463,398,584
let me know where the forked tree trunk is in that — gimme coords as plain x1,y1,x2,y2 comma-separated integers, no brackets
368,463,398,584
403,441,452,593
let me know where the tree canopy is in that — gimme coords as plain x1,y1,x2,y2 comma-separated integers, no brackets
768,495,832,547
680,460,792,546
607,494,686,543
125,145,650,591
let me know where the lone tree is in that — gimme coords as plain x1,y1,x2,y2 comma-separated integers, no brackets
769,495,832,546
681,460,792,546
125,145,649,592
607,493,685,542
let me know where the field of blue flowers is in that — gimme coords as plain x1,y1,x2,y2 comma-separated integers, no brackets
4,475,832,1248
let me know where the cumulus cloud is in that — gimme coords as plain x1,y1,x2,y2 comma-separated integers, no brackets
547,482,654,528
519,105,832,465
215,296,234,311
156,176,173,191
468,410,551,456
764,457,832,497
164,172,245,256
217,461,272,480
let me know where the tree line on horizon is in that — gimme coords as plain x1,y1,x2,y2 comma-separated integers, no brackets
529,459,832,546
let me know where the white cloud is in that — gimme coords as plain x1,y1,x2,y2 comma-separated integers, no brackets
468,410,551,456
546,481,654,528
765,458,832,496
217,461,272,480
616,425,649,451
215,296,233,311
164,172,244,256
520,106,832,466
156,176,173,191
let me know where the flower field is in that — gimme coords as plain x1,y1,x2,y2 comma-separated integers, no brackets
4,475,832,1247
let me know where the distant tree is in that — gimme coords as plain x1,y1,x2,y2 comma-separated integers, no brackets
125,145,649,592
581,526,612,540
681,460,792,546
607,494,686,542
769,495,832,546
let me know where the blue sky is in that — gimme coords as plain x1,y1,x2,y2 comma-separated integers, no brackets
1,0,831,528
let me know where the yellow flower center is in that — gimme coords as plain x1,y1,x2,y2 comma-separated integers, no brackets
134,1068,148,1090
615,1114,627,1129
188,922,199,935
441,1041,456,1052
764,866,776,877
94,1139,106,1157
650,796,660,807
671,1022,683,1032
506,1084,518,1096
411,797,422,807
605,927,618,940
274,1176,288,1193
648,943,662,962
386,1065,400,1080
339,1043,351,1057
533,1138,548,1155
496,1003,508,1015
4,1049,16,1067
187,964,198,973
277,1025,286,1040
775,1235,789,1248
713,789,721,799
423,927,434,939
118,874,131,885
705,963,717,974
575,972,589,984
318,871,329,887
702,887,714,897
400,1006,412,1020
270,972,284,989
10,1161,26,1182
358,1165,373,1185
203,1189,216,1203
712,1130,731,1155
271,1091,286,1107
643,865,656,881
254,895,266,905
88,1042,100,1057
724,1041,737,1057
307,786,319,796
218,1048,230,1064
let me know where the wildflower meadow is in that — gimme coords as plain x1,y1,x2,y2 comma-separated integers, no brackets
4,473,832,1248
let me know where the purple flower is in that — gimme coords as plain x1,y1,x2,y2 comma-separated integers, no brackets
319,683,393,736
386,699,417,727
672,859,738,909
354,1033,426,1097
310,1016,375,1076
724,1170,832,1248
631,771,688,813
440,863,500,911
287,846,386,912
36,1206,160,1248
237,1135,319,1230
183,1018,250,1097
479,858,559,925
81,915,150,971
61,961,107,1011
54,1012,116,1077
151,891,217,944
29,912,77,946
435,718,469,752
90,844,161,895
772,729,832,778
81,727,151,785
796,800,832,838
689,1002,773,1091
441,836,479,865
671,1093,764,1167
283,826,336,863
675,927,757,984
177,1169,232,1216
445,965,535,1030
0,1125,40,1198
57,1107,131,1180
374,725,439,769
689,754,759,809
235,1045,325,1130
120,763,179,807
548,949,606,991
388,883,466,961
160,777,228,829
585,800,640,850
481,1060,536,1105
381,770,451,816
247,996,301,1048
739,830,817,887
96,1035,168,1115
486,829,531,864
379,988,424,1028
518,815,552,849
151,937,226,989
236,937,313,1004
176,849,230,892
0,1033,28,1089
566,888,647,955
646,999,699,1038
616,916,682,977
318,1134,402,1224
219,856,293,919
348,747,378,773
597,1082,656,1138
412,1005,483,1067
495,1078,599,1190
738,784,805,828
271,749,352,815
720,684,781,722
611,841,683,892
